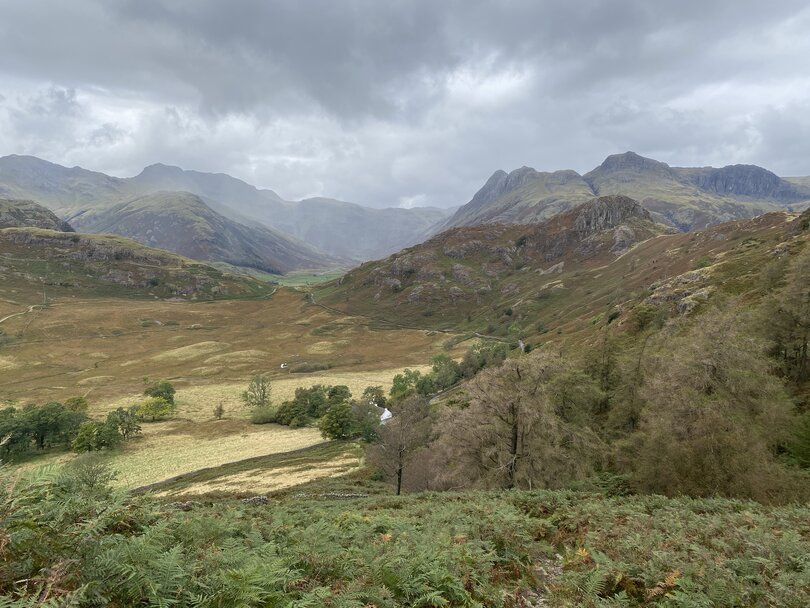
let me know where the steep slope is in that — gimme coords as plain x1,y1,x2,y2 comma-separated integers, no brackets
318,197,810,342
437,167,594,230
0,198,74,231
129,163,452,261
318,195,666,327
66,192,334,274
0,227,272,299
442,152,810,233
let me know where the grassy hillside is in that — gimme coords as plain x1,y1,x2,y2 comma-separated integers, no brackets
0,227,272,301
0,198,74,231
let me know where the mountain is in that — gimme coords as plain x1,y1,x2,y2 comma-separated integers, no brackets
441,151,810,232
317,195,667,327
0,227,272,299
129,163,452,261
0,198,74,231
66,191,333,274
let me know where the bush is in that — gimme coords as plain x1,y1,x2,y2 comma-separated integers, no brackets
65,396,88,412
144,380,176,404
134,397,176,422
250,405,277,425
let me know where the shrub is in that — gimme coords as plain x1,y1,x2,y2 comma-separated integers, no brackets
250,405,277,425
213,402,225,420
64,396,88,412
134,397,176,422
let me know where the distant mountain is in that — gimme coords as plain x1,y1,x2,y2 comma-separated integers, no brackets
66,191,333,274
0,198,74,231
0,226,272,299
318,195,666,327
0,155,450,264
129,163,452,261
441,151,810,232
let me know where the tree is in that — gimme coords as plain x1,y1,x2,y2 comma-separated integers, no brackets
431,354,461,391
106,407,141,440
368,395,432,495
390,369,424,401
21,402,86,450
362,386,387,408
134,397,176,422
632,305,796,501
213,402,225,420
65,396,88,412
351,400,382,443
435,356,603,491
72,421,121,452
144,380,176,404
761,247,810,385
791,412,810,468
241,374,271,408
319,401,354,440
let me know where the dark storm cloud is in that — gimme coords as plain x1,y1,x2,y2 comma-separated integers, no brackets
0,0,809,207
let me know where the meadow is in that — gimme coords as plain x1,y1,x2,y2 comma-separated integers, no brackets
1,286,447,491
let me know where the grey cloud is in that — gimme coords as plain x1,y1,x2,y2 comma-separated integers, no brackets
0,0,809,208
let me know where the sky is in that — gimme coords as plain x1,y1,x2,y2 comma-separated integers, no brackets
1,0,809,209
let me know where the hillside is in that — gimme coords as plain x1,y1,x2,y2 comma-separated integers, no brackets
0,227,272,300
441,151,810,232
65,191,334,274
318,195,668,329
319,196,810,341
0,198,74,231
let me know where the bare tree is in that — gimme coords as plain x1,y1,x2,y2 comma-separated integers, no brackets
369,395,431,495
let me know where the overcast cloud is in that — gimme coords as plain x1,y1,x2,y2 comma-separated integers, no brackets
1,0,809,208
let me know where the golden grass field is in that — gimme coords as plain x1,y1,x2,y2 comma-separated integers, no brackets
1,287,456,492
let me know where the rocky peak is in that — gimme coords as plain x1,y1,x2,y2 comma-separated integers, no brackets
573,195,652,235
595,151,672,174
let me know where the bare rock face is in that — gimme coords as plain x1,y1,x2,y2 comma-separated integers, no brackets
573,196,652,235
688,165,804,200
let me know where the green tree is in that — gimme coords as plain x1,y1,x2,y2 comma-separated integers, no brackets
21,402,86,450
106,407,141,440
134,397,176,422
241,374,271,408
144,380,176,404
65,396,89,412
319,401,355,440
431,354,461,390
351,400,382,443
72,421,121,453
362,386,387,408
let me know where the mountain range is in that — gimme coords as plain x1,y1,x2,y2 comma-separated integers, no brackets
1,151,809,275
440,151,810,232
0,155,451,272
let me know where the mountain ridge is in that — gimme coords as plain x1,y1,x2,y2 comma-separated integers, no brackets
441,151,810,232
